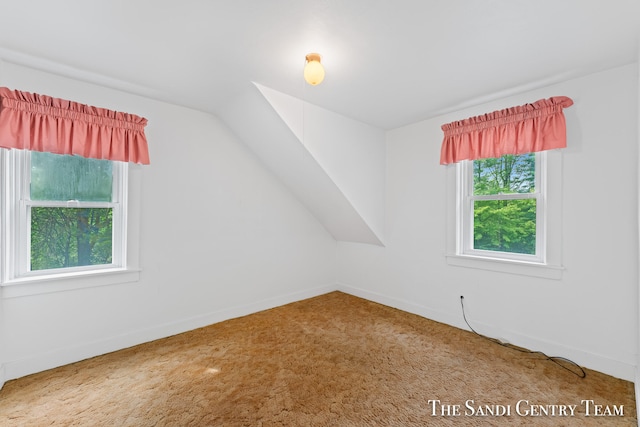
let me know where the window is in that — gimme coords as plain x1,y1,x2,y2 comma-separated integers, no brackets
0,87,148,294
460,152,545,263
441,97,572,279
2,149,128,282
446,149,563,279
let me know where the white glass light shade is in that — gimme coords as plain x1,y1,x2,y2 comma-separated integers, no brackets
304,53,325,86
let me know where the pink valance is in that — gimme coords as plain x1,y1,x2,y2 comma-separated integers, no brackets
440,96,573,165
0,87,150,164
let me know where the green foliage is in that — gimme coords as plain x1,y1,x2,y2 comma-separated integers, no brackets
474,199,536,254
473,153,535,195
472,154,536,255
31,208,113,271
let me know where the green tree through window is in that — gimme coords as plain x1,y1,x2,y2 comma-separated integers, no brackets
472,153,536,255
31,207,112,270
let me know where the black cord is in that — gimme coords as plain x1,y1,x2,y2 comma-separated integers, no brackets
460,296,586,378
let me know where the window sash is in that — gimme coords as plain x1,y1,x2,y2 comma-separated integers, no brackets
2,150,128,281
459,152,546,263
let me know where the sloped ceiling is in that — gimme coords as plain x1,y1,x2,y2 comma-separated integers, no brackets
219,82,385,245
0,0,637,129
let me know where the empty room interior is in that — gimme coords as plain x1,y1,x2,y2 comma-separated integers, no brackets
1,0,640,424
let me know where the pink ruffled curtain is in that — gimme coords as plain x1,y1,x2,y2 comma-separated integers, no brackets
440,96,573,165
0,87,150,164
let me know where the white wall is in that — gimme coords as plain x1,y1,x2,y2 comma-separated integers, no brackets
337,63,639,381
637,44,640,421
0,63,337,381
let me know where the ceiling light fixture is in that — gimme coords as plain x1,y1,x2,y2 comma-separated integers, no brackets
304,53,325,86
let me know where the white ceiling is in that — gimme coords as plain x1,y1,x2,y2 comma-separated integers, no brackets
0,0,638,129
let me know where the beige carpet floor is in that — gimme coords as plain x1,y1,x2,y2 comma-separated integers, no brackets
0,291,636,426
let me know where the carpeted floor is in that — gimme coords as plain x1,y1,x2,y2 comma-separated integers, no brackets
0,291,636,426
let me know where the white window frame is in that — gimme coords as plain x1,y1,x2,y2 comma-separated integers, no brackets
446,150,564,279
1,149,141,296
460,152,546,264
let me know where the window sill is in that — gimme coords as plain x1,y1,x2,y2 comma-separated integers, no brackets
446,254,563,280
0,268,141,298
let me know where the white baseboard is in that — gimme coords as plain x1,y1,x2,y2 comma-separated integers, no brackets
2,283,336,383
337,282,636,382
336,282,464,328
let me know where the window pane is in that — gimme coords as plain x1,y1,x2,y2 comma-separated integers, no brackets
30,207,113,270
473,199,536,255
473,153,535,195
31,152,113,202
